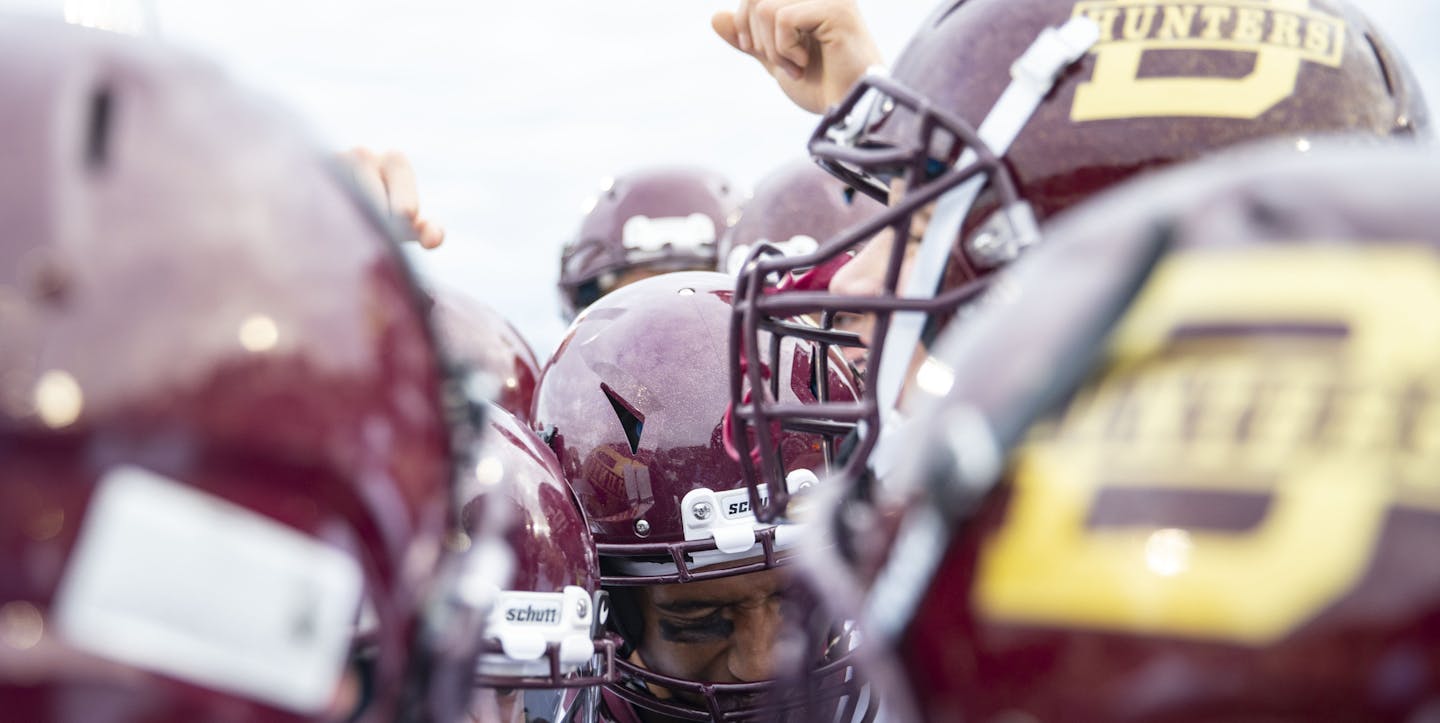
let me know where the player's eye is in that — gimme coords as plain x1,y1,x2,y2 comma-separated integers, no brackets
658,611,734,644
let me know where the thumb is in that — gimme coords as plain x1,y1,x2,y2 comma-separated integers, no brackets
711,11,746,53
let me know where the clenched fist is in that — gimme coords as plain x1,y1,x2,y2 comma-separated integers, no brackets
712,0,883,114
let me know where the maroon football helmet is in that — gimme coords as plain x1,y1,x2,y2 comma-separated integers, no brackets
430,289,541,425
729,0,1430,522
463,403,614,723
0,17,492,723
716,159,883,277
801,139,1440,722
558,167,745,321
532,271,864,720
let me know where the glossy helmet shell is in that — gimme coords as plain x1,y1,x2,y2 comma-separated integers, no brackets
0,17,473,723
716,158,883,276
558,167,744,320
732,0,1430,522
463,403,614,717
806,139,1440,722
430,289,541,424
532,271,858,720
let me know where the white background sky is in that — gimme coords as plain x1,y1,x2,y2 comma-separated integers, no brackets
6,0,1437,357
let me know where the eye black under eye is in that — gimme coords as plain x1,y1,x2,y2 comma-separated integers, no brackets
659,612,735,643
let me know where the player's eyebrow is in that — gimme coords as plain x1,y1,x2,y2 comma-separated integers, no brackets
654,598,738,614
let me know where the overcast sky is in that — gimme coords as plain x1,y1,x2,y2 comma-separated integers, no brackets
6,0,1437,357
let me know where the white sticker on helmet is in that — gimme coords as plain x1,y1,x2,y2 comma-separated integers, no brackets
621,213,716,253
53,465,363,714
686,487,772,555
724,235,822,276
481,586,597,676
773,234,820,259
612,476,827,577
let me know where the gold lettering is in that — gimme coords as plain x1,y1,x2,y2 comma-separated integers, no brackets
1268,11,1303,48
1053,366,1440,474
1305,18,1334,56
1158,4,1198,40
1192,361,1254,459
1324,386,1393,452
1199,5,1232,40
1122,5,1158,40
1233,7,1266,43
1389,381,1440,494
1071,1,1346,129
1055,374,1120,442
1085,6,1122,42
1242,372,1316,469
1405,384,1440,458
1119,360,1187,454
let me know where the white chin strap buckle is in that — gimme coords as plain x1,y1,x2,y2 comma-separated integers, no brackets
1012,16,1102,92
484,586,599,674
681,471,821,554
968,202,1041,268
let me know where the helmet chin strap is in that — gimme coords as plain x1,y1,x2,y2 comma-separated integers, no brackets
867,16,1101,480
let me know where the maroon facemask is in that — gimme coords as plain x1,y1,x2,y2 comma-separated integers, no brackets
533,271,867,720
728,0,1427,524
716,158,883,278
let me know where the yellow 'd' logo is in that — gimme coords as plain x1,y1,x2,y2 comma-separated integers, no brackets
1071,0,1347,121
976,245,1440,644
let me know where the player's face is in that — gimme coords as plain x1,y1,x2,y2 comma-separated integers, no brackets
829,179,929,344
632,565,794,704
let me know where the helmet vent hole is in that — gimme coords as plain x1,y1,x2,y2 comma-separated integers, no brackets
85,86,114,171
601,383,645,454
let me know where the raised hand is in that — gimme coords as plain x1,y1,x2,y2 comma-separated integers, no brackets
712,0,882,114
342,147,446,249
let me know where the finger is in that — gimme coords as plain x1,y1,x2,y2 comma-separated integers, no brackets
734,0,755,54
711,11,745,53
773,0,822,70
828,226,892,297
777,57,804,80
416,219,446,249
344,147,390,212
748,0,775,67
751,0,778,68
378,150,419,219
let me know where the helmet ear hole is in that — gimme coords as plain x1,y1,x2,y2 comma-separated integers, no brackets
603,584,645,652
